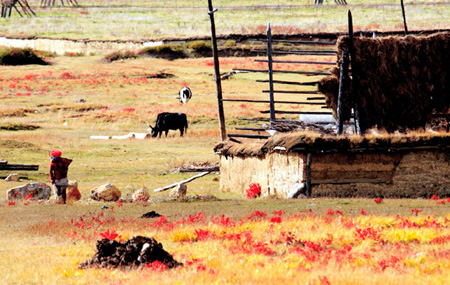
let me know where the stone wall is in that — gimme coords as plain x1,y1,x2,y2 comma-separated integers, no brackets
0,36,163,55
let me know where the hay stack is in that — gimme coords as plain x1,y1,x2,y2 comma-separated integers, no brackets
319,32,450,132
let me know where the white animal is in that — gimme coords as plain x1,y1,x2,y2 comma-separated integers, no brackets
179,86,192,104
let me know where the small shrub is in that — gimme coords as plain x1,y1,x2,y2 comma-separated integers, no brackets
0,47,48,65
187,40,212,57
222,40,236,48
141,44,187,60
104,50,138,62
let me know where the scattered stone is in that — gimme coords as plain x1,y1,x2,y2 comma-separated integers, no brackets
101,205,109,210
132,188,150,202
90,183,121,202
77,98,85,103
67,180,81,201
169,183,187,199
6,182,51,201
140,211,161,218
5,173,19,181
79,236,183,270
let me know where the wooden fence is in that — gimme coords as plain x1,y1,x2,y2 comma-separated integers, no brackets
224,24,338,140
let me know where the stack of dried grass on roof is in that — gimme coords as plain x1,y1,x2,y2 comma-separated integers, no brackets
319,32,450,132
214,141,266,158
264,120,336,135
216,131,450,157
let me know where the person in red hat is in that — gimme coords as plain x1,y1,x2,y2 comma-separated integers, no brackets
49,150,72,204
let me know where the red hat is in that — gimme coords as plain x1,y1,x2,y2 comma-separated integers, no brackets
51,150,62,157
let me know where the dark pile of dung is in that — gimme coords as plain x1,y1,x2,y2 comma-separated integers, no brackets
140,211,161,218
79,236,182,269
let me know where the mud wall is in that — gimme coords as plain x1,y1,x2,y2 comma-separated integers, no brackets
220,152,304,198
219,150,450,198
0,36,163,55
312,150,450,198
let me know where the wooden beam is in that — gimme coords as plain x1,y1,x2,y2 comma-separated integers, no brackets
255,59,336,65
235,127,266,131
0,164,39,171
262,90,319,95
233,68,331,76
260,110,332,115
222,98,326,105
256,80,319,86
227,133,270,139
269,39,336,45
154,171,211,192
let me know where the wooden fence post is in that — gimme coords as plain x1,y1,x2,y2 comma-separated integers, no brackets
267,24,276,125
337,50,349,136
306,153,312,197
400,0,408,36
348,10,362,135
207,0,227,141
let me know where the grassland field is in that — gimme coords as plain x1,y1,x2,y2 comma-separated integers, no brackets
1,1,450,284
1,0,449,40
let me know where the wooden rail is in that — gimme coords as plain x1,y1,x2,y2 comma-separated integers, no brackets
255,59,335,65
0,160,39,171
228,133,270,139
233,68,331,76
222,98,326,105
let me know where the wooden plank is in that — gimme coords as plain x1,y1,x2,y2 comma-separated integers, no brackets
0,164,39,171
154,171,211,192
269,39,336,45
255,59,335,65
260,110,332,115
228,133,270,139
252,50,337,56
235,127,266,131
256,80,318,86
222,98,326,105
233,68,331,76
238,118,271,122
262,90,319,95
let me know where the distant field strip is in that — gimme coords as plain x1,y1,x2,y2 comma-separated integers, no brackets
0,0,448,40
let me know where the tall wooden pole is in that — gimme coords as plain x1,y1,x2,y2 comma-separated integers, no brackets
348,10,362,135
267,24,276,124
400,0,408,36
337,50,348,136
207,0,226,141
